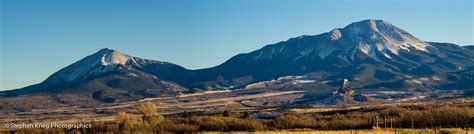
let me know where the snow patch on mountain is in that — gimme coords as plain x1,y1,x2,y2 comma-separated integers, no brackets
255,19,433,61
330,29,342,40
336,19,431,59
100,49,132,66
245,75,314,89
44,48,162,84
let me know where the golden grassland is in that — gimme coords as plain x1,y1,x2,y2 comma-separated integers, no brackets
1,102,473,133
201,128,473,134
1,128,472,134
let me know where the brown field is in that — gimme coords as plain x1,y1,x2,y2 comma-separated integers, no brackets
202,129,473,134
1,100,473,133
1,128,472,134
1,89,473,133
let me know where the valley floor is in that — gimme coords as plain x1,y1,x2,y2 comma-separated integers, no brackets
1,88,473,124
0,88,473,133
200,129,474,134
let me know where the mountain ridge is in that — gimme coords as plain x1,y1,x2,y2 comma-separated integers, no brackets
2,19,473,101
183,19,473,90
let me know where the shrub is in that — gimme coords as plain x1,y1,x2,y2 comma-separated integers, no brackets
228,118,265,131
396,106,474,128
272,113,317,129
160,121,199,133
182,111,192,118
438,128,465,134
117,112,141,130
191,116,228,131
135,102,158,116
242,111,250,118
135,102,165,128
190,116,265,131
143,115,165,127
380,107,405,117
223,110,231,117
323,117,372,130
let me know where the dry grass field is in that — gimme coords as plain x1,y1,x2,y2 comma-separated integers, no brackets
1,90,473,133
202,129,473,134
1,100,472,133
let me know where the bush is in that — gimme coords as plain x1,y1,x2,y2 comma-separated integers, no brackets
190,116,265,131
228,118,265,131
380,107,405,117
160,120,199,133
272,112,317,129
191,116,229,131
116,102,165,130
117,112,141,130
143,115,165,127
396,106,474,128
223,110,231,117
135,102,158,116
438,128,465,134
324,117,372,130
135,102,164,127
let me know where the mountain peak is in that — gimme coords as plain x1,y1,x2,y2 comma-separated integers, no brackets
344,19,394,35
96,48,117,54
94,48,132,66
339,19,431,58
350,19,390,26
43,48,137,84
242,19,433,62
99,47,114,51
43,48,177,85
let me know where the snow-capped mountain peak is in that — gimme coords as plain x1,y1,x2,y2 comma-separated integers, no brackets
98,48,133,66
237,19,438,65
40,48,185,86
44,48,141,84
341,19,431,57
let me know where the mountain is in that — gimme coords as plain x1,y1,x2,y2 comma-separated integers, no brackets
2,19,474,104
179,19,474,91
465,45,474,50
1,48,188,103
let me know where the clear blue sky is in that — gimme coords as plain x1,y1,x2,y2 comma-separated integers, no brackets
1,0,473,90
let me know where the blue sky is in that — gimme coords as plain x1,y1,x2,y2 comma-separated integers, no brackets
1,0,473,90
